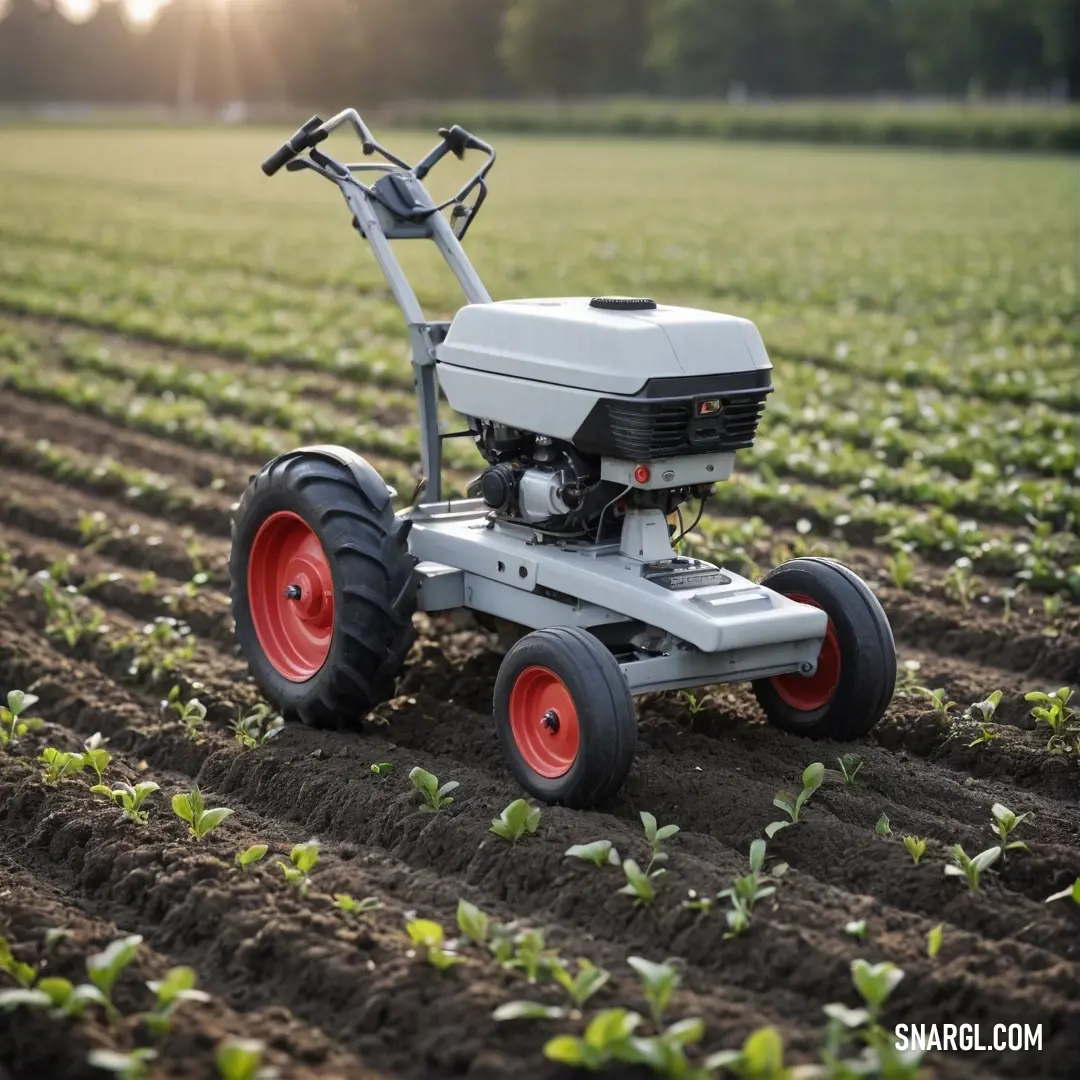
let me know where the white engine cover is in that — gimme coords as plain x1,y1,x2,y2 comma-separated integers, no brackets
435,297,772,397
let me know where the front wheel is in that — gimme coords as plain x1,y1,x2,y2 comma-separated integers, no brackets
494,627,637,808
229,451,418,729
753,557,896,740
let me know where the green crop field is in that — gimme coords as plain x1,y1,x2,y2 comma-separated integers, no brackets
0,126,1078,1080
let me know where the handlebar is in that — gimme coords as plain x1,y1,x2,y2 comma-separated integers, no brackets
261,110,495,192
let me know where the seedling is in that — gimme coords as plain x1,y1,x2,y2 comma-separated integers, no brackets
1045,878,1080,905
409,766,458,812
231,704,284,748
143,966,210,1036
278,840,319,896
490,799,541,842
989,802,1031,858
902,836,927,865
837,753,863,786
927,924,943,958
82,733,112,785
493,1000,567,1022
944,844,1000,891
456,899,491,945
944,557,978,608
964,690,1002,724
39,746,86,786
510,927,559,984
0,934,37,988
235,844,268,869
967,725,998,748
627,956,681,1032
640,811,679,871
702,1025,788,1078
86,933,142,1021
624,1017,711,1078
565,840,620,868
333,894,382,916
405,918,462,971
681,889,713,914
844,920,868,940
618,858,664,906
1,689,43,748
875,814,892,837
884,547,915,590
0,977,106,1019
370,761,393,777
1024,687,1077,753
215,1037,272,1080
543,1007,642,1071
95,781,160,825
915,687,957,717
678,689,708,715
717,839,784,929
766,761,824,838
164,687,208,743
86,1048,157,1080
172,787,234,841
488,920,519,966
894,659,922,696
550,958,611,1010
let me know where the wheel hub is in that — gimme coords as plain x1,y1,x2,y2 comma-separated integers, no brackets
770,593,841,711
247,511,335,682
508,666,580,779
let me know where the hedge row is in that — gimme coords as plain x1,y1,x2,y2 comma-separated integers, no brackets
374,98,1080,153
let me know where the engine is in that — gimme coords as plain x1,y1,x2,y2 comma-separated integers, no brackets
437,296,775,537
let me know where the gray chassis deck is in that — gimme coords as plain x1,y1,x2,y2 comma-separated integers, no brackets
407,499,828,696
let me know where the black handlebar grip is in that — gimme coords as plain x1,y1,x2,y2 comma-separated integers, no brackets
261,115,325,177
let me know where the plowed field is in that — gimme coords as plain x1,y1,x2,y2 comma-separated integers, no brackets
0,128,1077,1080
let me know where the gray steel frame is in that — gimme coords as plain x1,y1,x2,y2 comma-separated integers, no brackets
283,109,828,694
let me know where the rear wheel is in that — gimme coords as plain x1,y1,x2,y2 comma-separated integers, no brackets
752,557,895,740
230,451,418,729
494,627,637,808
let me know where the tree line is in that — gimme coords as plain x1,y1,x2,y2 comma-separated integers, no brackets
0,0,1076,106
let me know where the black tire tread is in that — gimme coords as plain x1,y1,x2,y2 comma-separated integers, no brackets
751,556,895,741
229,453,418,731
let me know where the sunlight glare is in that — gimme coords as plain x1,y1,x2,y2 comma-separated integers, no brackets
55,0,99,24
123,0,169,26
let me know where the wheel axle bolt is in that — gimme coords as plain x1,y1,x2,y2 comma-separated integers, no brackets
800,662,814,674
284,584,302,601
540,708,559,734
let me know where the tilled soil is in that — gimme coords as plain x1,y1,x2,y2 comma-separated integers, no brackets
0,373,1078,1080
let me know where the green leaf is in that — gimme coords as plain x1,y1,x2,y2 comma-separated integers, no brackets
655,823,680,842
802,761,825,793
290,840,319,873
194,806,233,838
235,844,268,868
875,813,892,836
640,811,658,842
1046,878,1080,904
493,1000,566,1021
743,1025,786,1073
86,934,142,996
565,840,618,867
927,924,943,958
851,958,904,1011
748,838,767,873
456,899,490,944
665,1017,705,1045
214,1037,266,1080
543,1035,588,1066
171,793,194,824
823,1002,870,1028
406,919,444,949
764,820,790,839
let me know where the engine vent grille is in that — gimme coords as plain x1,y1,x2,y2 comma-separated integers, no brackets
577,387,771,461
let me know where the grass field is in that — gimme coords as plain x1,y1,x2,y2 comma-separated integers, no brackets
0,127,1078,1080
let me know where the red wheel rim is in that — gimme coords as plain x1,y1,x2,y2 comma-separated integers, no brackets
508,666,580,779
770,593,841,711
247,511,334,682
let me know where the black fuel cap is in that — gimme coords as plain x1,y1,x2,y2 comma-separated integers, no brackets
589,297,657,311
